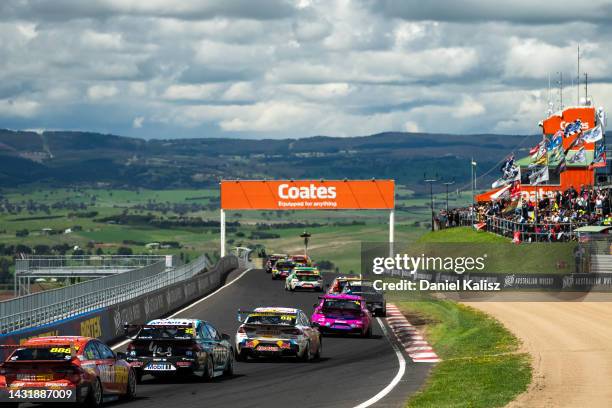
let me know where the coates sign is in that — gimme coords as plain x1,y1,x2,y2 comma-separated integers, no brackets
220,180,394,210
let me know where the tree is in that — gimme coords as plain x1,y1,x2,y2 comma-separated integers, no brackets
116,247,133,256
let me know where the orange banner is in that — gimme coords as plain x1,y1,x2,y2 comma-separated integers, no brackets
221,180,395,210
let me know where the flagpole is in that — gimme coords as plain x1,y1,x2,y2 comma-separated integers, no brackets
471,157,474,207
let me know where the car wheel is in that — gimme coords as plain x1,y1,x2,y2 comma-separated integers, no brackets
224,351,234,376
313,337,322,360
235,348,249,362
84,378,103,408
135,369,144,384
200,357,214,382
300,342,311,362
363,325,372,338
122,369,137,400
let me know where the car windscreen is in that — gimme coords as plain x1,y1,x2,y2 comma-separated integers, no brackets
344,285,378,294
245,313,296,326
276,262,294,269
296,274,319,281
322,299,361,311
136,326,194,340
9,347,73,361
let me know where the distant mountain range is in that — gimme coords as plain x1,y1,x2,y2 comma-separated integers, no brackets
0,129,539,191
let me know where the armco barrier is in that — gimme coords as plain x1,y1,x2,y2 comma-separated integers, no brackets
0,255,239,353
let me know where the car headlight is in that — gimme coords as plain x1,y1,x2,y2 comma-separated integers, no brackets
318,317,325,322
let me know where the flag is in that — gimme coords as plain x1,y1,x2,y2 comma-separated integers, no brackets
510,181,521,200
547,131,563,151
589,142,606,169
582,125,603,143
529,142,542,156
500,155,514,173
557,153,567,173
564,119,582,137
567,146,586,164
529,166,549,185
533,149,549,166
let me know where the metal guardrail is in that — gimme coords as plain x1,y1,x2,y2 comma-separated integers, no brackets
15,255,166,271
0,255,211,334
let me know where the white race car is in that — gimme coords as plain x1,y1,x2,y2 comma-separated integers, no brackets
284,267,323,292
235,307,322,362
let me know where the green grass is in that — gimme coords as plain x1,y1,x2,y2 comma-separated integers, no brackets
412,228,576,274
418,227,509,243
400,300,531,408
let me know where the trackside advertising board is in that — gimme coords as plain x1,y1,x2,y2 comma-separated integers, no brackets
220,180,394,210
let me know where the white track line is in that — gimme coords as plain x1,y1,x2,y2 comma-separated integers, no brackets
353,318,406,408
111,268,252,350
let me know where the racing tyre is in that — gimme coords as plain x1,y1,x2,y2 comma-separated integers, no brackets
300,342,311,362
84,378,103,408
313,337,322,360
224,352,234,377
363,325,372,338
135,369,144,384
200,357,214,382
235,349,249,362
122,369,137,400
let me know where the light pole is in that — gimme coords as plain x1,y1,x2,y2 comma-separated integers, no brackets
443,179,455,212
424,174,438,232
300,231,311,256
471,159,477,207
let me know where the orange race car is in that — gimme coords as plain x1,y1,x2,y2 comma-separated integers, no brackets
290,254,312,267
327,275,362,294
0,336,136,407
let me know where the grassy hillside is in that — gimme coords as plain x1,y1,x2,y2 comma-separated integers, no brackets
0,129,539,190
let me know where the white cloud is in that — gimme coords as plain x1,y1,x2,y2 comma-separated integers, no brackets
132,116,144,128
0,99,39,117
0,0,611,138
87,84,119,100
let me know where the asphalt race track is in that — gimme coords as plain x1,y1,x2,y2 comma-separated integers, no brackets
111,269,430,408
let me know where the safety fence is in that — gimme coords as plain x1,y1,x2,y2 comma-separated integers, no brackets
0,255,240,354
449,212,590,242
0,255,212,334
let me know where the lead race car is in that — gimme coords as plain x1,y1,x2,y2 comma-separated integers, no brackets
285,267,323,291
311,294,373,337
123,318,233,382
0,336,135,407
235,307,322,362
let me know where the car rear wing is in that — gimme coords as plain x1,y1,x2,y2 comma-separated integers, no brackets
123,322,197,340
0,343,77,362
236,310,297,324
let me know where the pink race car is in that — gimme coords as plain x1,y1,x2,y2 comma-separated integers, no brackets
311,294,372,337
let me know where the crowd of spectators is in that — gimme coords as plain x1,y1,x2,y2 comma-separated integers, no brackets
438,185,612,241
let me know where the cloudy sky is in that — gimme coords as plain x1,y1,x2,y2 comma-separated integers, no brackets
1,0,611,139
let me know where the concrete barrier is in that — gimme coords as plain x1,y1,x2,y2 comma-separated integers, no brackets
0,255,239,353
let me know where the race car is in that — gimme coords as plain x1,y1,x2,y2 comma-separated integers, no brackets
123,318,233,382
271,259,295,280
342,280,386,317
265,254,287,273
285,267,323,292
311,294,373,337
327,275,362,294
0,336,135,407
235,307,322,362
290,254,312,267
